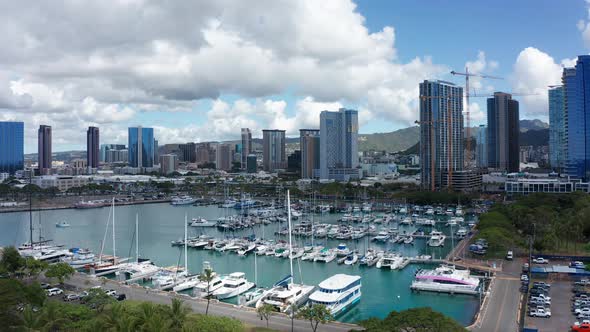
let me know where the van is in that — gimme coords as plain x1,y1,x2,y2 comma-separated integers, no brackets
506,251,513,260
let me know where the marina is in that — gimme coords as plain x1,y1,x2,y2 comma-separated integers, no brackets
0,201,480,325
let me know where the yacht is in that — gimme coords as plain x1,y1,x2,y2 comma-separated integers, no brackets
399,217,412,225
222,199,237,208
240,288,267,307
189,217,216,227
314,249,337,263
237,243,256,256
308,274,361,316
359,249,381,267
74,200,107,209
456,227,468,239
117,261,159,283
411,265,480,295
55,221,70,228
171,196,197,206
376,253,404,270
425,207,434,215
335,243,351,257
255,275,315,313
344,253,358,265
152,267,187,290
372,231,390,242
193,275,225,298
212,272,255,299
427,231,446,247
60,248,95,268
455,207,464,216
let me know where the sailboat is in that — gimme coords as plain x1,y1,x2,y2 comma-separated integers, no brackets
153,214,190,290
173,216,202,292
116,214,158,283
240,251,267,306
256,190,315,313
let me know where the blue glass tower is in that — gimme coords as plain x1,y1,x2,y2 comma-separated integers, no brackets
548,86,565,170
128,126,154,168
0,121,24,174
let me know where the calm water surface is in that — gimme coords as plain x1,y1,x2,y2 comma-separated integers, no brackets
0,203,479,324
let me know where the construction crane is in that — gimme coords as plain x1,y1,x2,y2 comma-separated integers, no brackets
451,68,503,166
416,95,456,191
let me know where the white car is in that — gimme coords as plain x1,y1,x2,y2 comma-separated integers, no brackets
533,257,549,264
63,294,79,302
575,308,590,315
105,289,117,296
46,288,63,296
521,274,529,281
529,308,551,318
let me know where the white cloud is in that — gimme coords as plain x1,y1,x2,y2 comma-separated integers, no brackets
0,0,451,151
578,0,590,48
511,47,563,117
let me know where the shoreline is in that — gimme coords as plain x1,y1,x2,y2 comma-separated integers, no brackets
0,198,173,214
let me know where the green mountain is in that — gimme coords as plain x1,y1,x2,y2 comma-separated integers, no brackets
358,126,420,153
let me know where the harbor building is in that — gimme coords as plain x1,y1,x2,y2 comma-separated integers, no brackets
128,126,155,168
487,92,519,173
262,129,286,172
319,109,360,181
38,125,52,175
0,121,24,174
419,80,464,190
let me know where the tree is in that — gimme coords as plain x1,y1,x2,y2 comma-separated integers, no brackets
167,298,190,330
82,288,114,313
198,268,215,315
257,303,275,328
358,307,466,332
0,246,25,277
45,262,75,285
23,257,48,279
297,304,333,332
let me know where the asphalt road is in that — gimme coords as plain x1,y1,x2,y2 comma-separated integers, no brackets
63,274,359,332
470,260,522,332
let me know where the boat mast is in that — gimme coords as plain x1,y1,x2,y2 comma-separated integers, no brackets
112,197,116,264
311,192,314,247
28,173,33,246
254,251,258,285
136,213,139,264
184,213,188,273
287,190,294,286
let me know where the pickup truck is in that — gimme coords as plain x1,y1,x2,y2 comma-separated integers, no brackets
529,308,551,318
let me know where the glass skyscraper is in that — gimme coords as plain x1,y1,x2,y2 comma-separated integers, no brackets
319,108,359,181
562,56,590,179
548,86,566,171
0,121,24,174
476,124,487,168
262,129,286,172
128,126,154,168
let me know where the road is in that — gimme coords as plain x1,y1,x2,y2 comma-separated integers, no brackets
470,260,522,332
62,274,359,332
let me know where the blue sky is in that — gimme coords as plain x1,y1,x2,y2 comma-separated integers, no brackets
1,0,588,152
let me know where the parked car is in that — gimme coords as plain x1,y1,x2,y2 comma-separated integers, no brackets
521,274,529,281
572,261,586,269
533,282,551,288
506,251,513,260
63,294,79,302
575,308,590,315
529,308,551,318
46,288,63,296
105,289,117,296
40,283,51,289
572,321,590,331
533,257,549,264
522,263,530,272
115,294,126,301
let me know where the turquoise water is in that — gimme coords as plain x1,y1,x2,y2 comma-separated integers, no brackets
0,203,479,325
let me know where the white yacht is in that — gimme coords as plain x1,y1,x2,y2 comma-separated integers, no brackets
314,249,337,263
255,275,315,313
456,227,468,239
193,275,225,298
308,274,361,316
117,261,159,283
189,217,216,227
335,243,351,257
411,265,480,295
55,221,70,228
455,206,464,216
376,253,404,270
427,231,446,247
171,196,197,206
212,272,255,299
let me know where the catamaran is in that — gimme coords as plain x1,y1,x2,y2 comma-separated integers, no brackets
116,214,159,283
411,265,480,295
212,272,255,299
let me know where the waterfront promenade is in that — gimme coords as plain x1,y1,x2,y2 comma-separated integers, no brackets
63,273,359,332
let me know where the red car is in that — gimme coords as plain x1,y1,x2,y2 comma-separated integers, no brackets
572,323,590,331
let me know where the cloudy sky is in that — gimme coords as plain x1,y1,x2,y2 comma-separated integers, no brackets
0,0,587,152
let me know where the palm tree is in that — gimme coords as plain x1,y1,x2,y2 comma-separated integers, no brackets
20,305,42,331
143,312,171,332
136,302,157,329
257,303,275,328
198,268,215,315
167,298,189,330
37,301,67,331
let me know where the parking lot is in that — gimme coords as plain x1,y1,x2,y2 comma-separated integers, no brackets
526,280,574,331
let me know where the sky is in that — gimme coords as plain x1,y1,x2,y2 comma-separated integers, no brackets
0,0,588,153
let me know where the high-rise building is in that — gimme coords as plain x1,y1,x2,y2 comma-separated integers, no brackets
86,126,99,169
419,80,464,190
154,139,159,164
476,125,487,168
216,143,233,171
487,92,520,173
105,149,128,163
0,122,24,174
159,154,178,175
319,108,359,181
241,128,252,169
548,86,566,171
246,154,257,173
300,129,320,179
287,150,301,173
563,56,590,179
262,129,286,172
128,126,155,168
179,143,196,163
100,144,126,162
38,125,52,174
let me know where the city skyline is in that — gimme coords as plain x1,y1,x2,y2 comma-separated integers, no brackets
0,1,587,153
